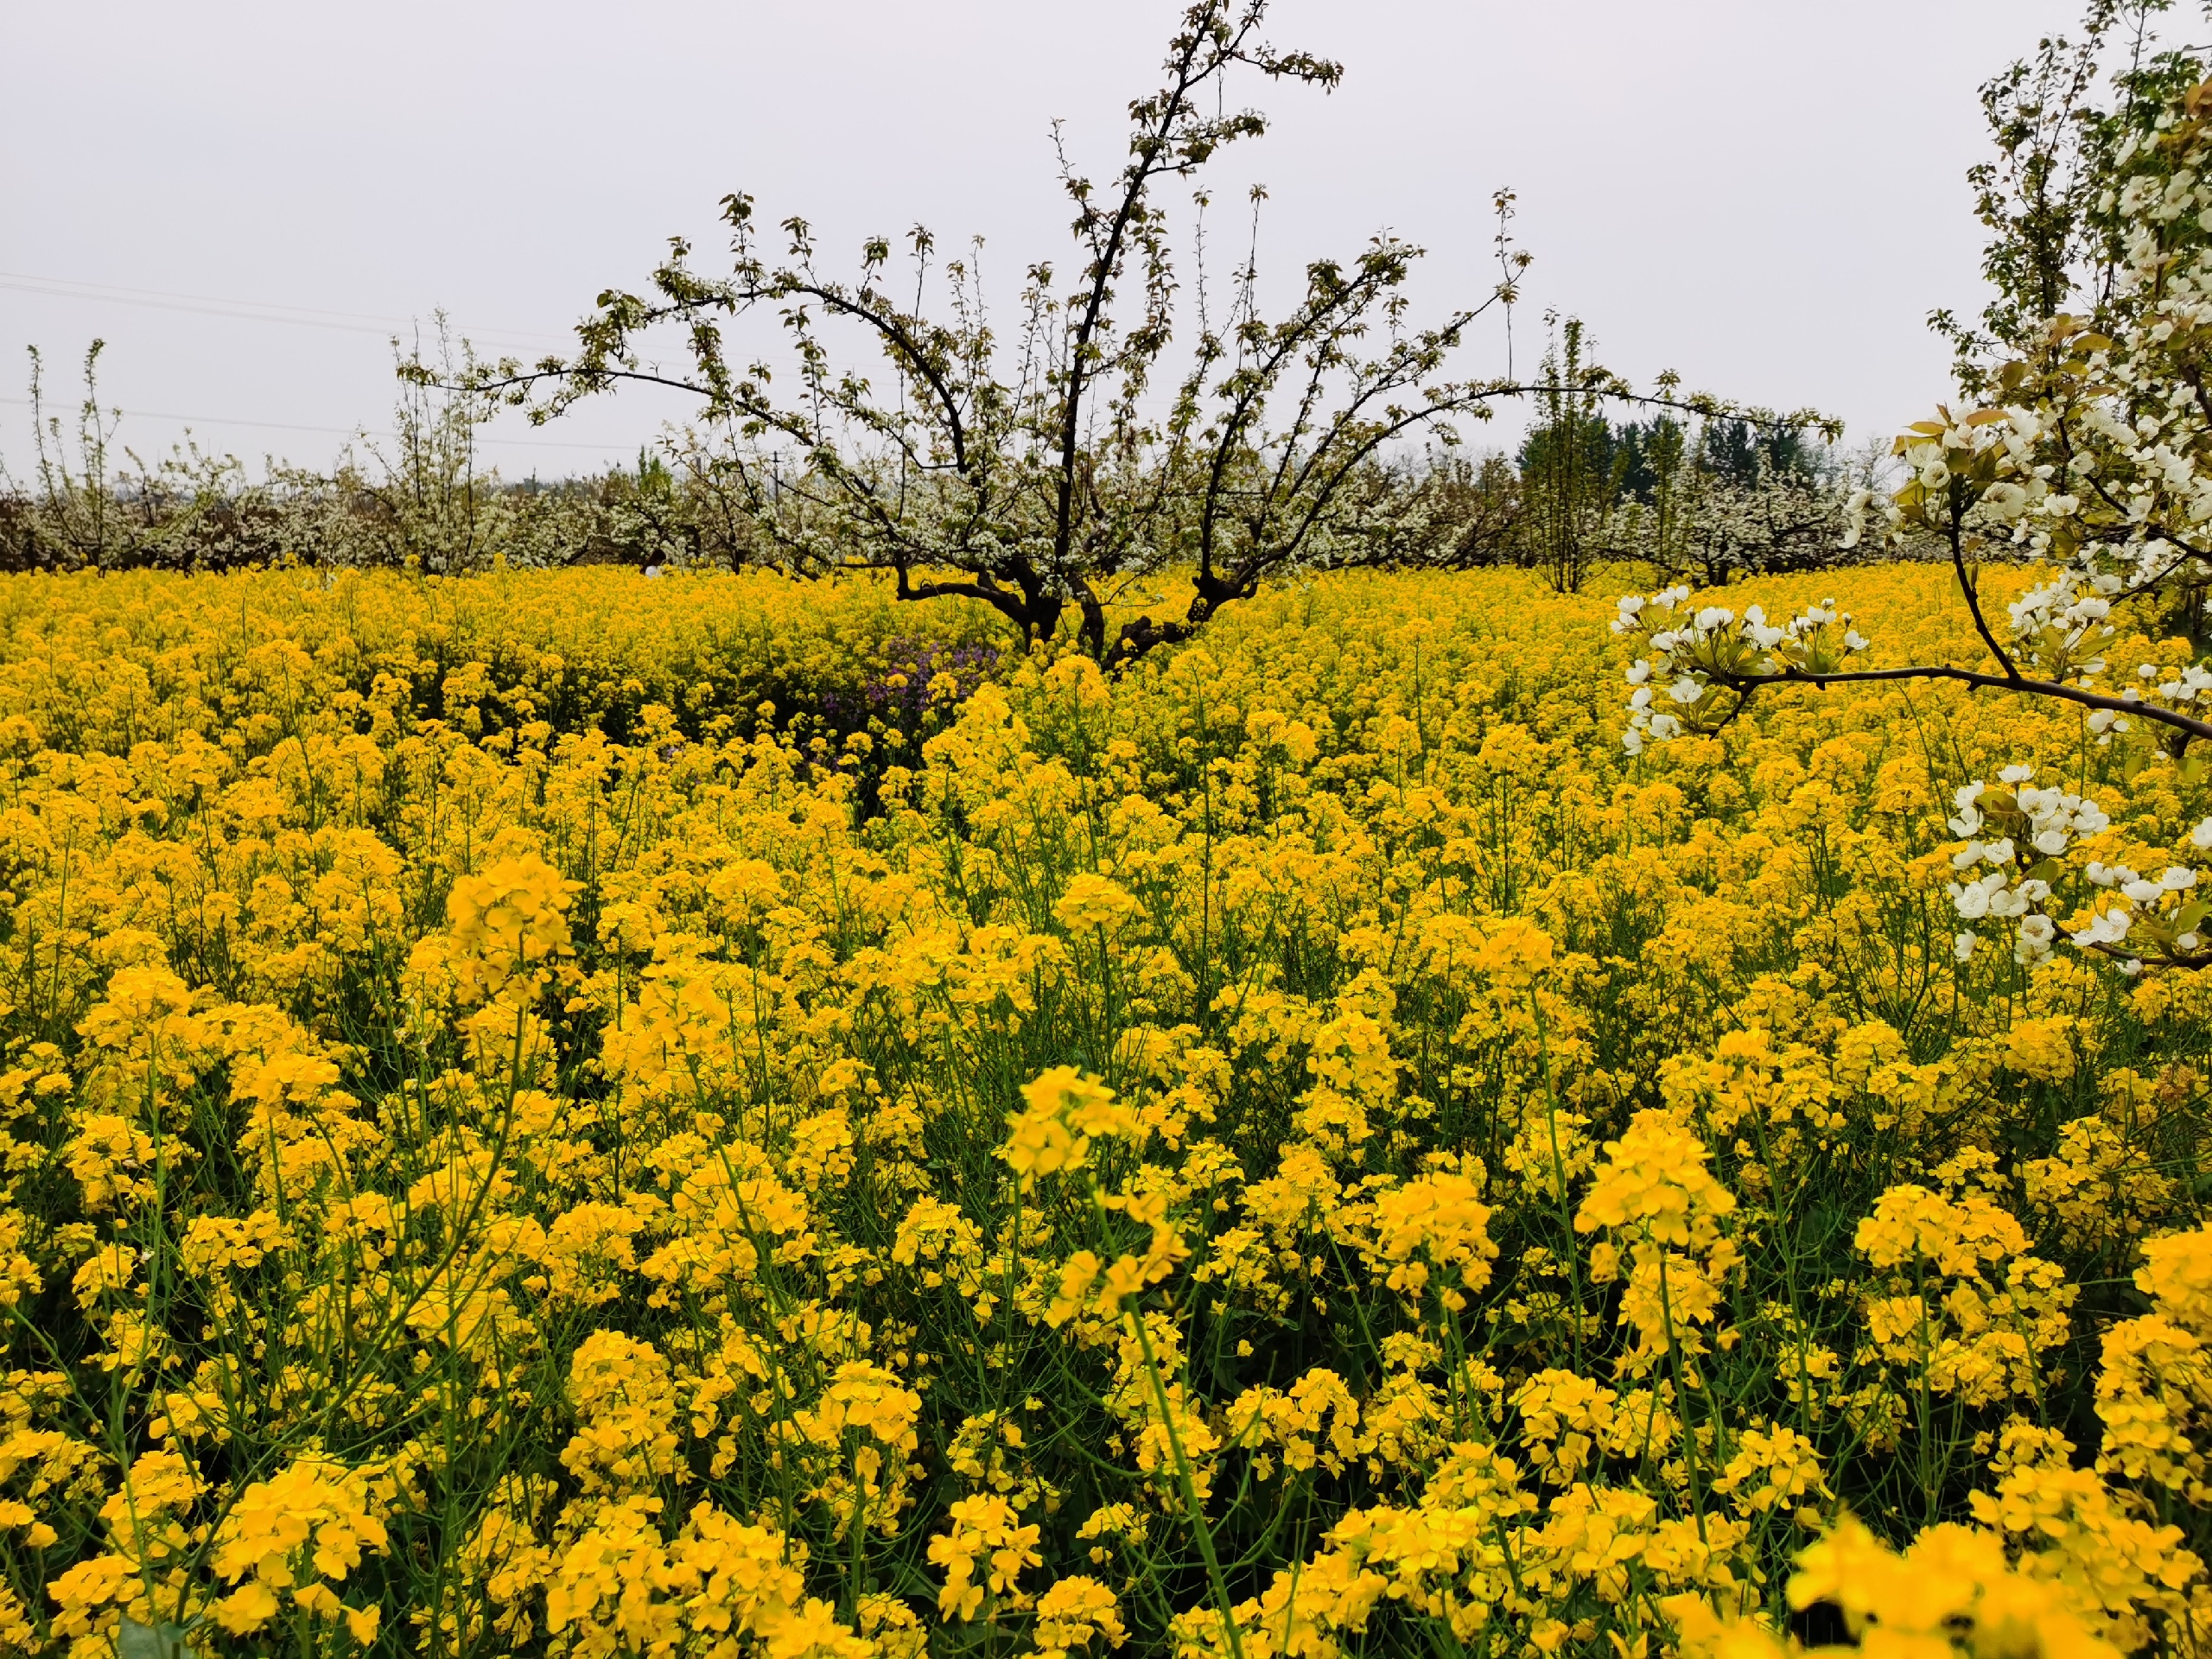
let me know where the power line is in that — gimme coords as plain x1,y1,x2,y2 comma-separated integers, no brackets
0,269,574,347
0,269,699,461
0,396,636,453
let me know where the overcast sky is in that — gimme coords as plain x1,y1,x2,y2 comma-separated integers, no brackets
3,0,2085,481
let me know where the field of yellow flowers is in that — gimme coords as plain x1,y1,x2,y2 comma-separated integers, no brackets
0,562,2209,1659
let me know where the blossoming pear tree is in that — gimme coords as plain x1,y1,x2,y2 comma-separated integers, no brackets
1615,63,2212,973
488,0,1816,664
475,1,1526,664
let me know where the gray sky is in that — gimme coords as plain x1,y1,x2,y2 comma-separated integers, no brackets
3,0,2083,480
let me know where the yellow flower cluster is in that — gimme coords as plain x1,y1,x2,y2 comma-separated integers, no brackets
0,561,2208,1656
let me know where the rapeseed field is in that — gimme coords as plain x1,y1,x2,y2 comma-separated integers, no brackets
0,563,2207,1659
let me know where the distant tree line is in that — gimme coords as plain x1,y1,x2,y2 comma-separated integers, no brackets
0,337,768,576
1,331,1911,594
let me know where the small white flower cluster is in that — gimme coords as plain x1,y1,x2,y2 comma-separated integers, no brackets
2007,568,2118,658
1846,407,2064,554
2144,658,2212,704
1945,766,2212,974
1946,767,2112,967
2083,656,2212,745
2066,815,2212,968
1612,588,1867,754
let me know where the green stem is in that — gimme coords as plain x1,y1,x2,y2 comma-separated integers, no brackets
1128,1308,1244,1659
